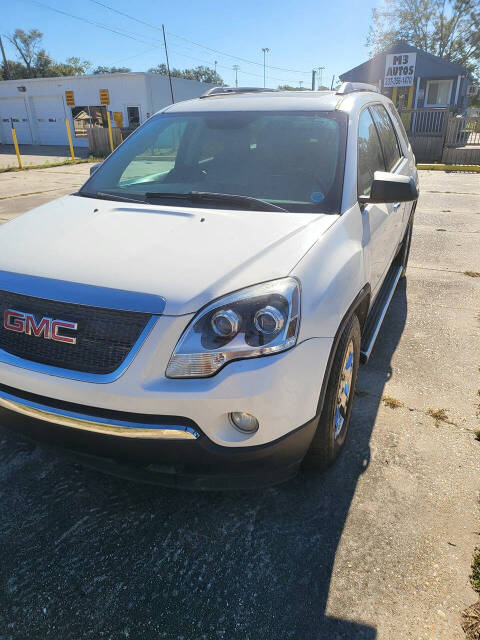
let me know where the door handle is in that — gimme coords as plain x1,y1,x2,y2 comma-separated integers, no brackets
392,202,401,211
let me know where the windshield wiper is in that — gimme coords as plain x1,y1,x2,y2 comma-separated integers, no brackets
92,191,146,204
144,191,288,212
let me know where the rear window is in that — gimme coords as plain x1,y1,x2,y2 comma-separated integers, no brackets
387,103,409,150
370,104,402,171
81,110,347,213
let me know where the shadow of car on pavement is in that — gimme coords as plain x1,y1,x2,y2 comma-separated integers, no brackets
0,281,408,640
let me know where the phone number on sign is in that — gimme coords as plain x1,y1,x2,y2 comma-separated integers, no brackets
384,76,414,87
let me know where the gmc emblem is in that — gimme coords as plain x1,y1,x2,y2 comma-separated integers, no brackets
3,309,78,345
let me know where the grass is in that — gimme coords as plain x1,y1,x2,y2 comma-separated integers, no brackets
0,156,102,174
472,548,480,595
427,407,456,426
382,395,404,409
463,601,480,639
465,271,480,278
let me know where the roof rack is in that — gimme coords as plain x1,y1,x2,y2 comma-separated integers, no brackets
200,86,277,98
336,82,379,95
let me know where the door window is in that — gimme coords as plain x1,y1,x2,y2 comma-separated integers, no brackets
357,108,386,196
370,104,402,171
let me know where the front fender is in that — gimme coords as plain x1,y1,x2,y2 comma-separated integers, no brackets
292,203,368,342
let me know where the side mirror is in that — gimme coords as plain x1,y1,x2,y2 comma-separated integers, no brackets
89,162,102,176
359,171,418,205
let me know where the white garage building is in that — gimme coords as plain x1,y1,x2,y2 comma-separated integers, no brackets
0,72,215,147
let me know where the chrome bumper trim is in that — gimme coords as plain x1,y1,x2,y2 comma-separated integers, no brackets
0,271,166,314
0,388,199,439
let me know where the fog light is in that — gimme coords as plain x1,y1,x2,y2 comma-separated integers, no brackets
229,412,259,433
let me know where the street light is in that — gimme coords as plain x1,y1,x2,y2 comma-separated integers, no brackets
262,47,270,88
233,64,240,87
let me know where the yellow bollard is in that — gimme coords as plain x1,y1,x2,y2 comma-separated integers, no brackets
65,118,75,161
106,110,114,153
11,125,22,169
404,84,414,130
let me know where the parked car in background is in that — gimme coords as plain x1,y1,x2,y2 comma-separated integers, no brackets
0,83,418,489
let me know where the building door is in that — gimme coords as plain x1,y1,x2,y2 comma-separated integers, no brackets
32,96,67,145
393,87,411,110
126,106,141,128
0,98,32,144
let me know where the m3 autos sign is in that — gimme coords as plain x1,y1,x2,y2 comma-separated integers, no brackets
384,53,416,87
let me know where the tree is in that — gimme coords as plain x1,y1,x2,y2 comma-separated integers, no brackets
63,57,91,75
93,65,131,74
0,60,28,81
7,28,43,77
148,63,223,84
2,29,90,79
277,84,309,91
367,0,480,77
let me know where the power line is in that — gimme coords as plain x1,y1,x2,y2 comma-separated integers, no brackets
166,30,312,75
24,0,306,85
85,0,312,75
164,45,302,84
26,0,164,47
87,0,165,34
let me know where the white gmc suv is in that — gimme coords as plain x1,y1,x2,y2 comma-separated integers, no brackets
0,83,418,489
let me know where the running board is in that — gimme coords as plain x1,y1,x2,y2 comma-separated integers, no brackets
360,265,403,363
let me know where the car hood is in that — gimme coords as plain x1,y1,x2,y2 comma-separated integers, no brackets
0,195,337,315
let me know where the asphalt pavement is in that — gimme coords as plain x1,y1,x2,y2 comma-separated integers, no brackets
0,167,478,639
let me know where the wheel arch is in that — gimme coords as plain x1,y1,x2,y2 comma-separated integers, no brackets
315,284,371,418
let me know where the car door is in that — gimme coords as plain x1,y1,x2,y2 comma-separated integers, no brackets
369,103,405,264
357,106,396,297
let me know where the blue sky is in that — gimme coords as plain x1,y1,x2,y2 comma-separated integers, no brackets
4,0,378,87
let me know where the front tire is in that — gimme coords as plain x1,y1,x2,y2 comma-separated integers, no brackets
303,314,361,470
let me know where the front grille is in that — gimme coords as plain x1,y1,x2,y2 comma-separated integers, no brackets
0,291,151,374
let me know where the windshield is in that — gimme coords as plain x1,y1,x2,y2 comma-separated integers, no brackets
80,110,347,213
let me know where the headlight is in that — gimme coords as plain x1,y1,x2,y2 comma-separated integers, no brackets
166,278,300,378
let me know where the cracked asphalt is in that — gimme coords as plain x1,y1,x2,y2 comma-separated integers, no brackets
0,167,478,639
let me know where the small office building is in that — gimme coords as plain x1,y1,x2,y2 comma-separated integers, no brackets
0,72,215,147
340,42,471,114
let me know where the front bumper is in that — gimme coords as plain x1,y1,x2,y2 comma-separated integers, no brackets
0,383,319,489
0,323,333,448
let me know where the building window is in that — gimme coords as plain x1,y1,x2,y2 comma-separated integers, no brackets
71,106,108,137
425,80,453,107
127,106,140,128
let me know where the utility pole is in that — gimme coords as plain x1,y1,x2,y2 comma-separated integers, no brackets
233,64,240,87
299,80,303,90
330,74,336,90
0,36,10,80
214,60,218,75
311,69,316,91
162,24,175,104
261,47,270,88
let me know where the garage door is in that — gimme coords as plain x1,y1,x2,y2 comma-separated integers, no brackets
0,98,32,144
32,95,67,145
